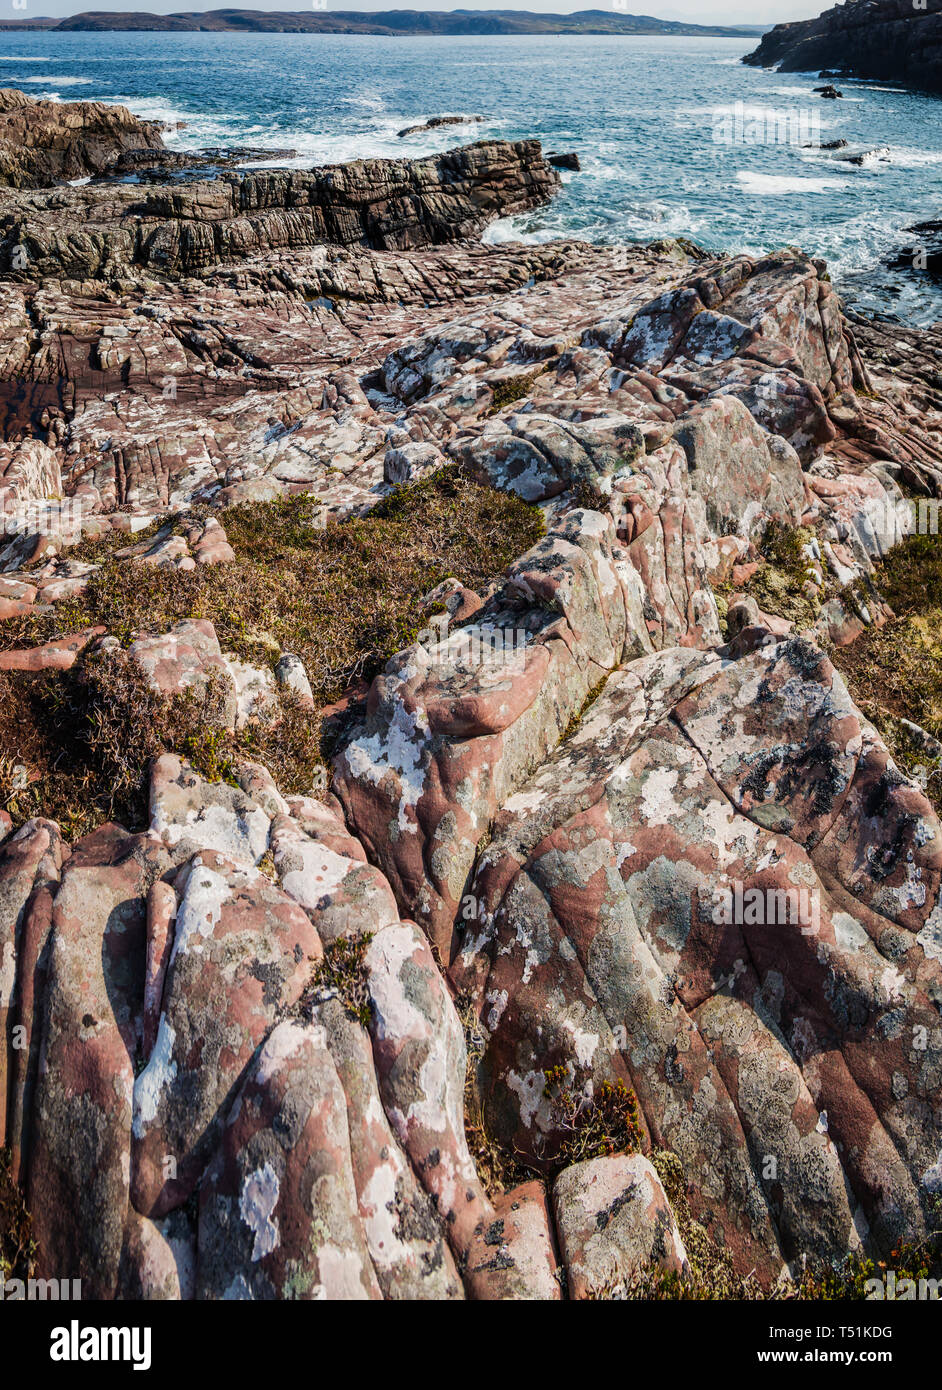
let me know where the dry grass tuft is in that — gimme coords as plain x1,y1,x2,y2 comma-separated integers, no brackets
4,466,544,709
0,1146,36,1283
831,533,942,814
0,468,542,837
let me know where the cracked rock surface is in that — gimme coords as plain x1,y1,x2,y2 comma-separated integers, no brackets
1,103,941,1299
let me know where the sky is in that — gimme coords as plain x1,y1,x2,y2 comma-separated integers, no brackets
19,2,829,25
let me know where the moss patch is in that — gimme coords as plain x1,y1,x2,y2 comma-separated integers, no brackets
300,934,374,1028
714,521,820,632
561,673,609,742
487,368,550,416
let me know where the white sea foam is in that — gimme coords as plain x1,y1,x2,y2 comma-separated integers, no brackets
885,145,942,167
481,216,543,246
737,170,850,195
17,75,93,85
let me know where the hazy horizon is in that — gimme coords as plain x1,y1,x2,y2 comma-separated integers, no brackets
6,2,828,28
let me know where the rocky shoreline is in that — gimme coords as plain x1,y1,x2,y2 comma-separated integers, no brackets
1,88,942,1301
744,0,942,96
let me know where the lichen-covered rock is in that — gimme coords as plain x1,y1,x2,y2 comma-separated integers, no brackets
671,395,806,536
197,1020,381,1301
270,812,400,944
28,825,173,1298
318,998,463,1299
453,635,942,1277
465,1181,561,1299
131,850,323,1217
333,509,652,958
365,921,495,1283
117,1210,188,1301
149,753,272,866
553,1154,688,1299
453,411,643,503
127,620,237,729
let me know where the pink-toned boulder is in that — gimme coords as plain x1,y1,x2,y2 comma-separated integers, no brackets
0,819,67,1151
117,1209,187,1301
149,752,271,866
318,998,464,1299
197,1020,381,1300
28,825,173,1298
553,1154,688,1299
365,920,495,1283
465,1180,561,1300
271,812,401,944
0,625,105,672
131,850,323,1217
127,618,237,728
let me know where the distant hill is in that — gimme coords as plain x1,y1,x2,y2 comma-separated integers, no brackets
24,9,767,37
0,17,59,28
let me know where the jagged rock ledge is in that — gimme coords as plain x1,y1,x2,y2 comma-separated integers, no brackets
0,88,166,189
0,136,559,280
1,93,942,1301
744,0,942,95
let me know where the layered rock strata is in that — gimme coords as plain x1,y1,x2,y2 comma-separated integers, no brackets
1,116,941,1300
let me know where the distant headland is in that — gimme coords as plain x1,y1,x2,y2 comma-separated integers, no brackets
0,9,769,37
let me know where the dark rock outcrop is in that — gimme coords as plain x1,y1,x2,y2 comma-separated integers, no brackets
744,0,942,95
397,115,484,138
0,138,560,278
0,88,165,189
106,146,300,182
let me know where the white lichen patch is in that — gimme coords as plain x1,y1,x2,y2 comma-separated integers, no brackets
240,1161,281,1261
169,859,230,965
132,1014,177,1138
343,701,430,835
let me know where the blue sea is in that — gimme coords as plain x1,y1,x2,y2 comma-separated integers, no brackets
1,29,941,321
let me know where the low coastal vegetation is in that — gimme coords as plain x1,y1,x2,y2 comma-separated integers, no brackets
0,467,544,837
712,521,826,635
0,1146,36,1283
744,521,820,629
300,934,374,1029
595,1153,942,1302
831,532,942,811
